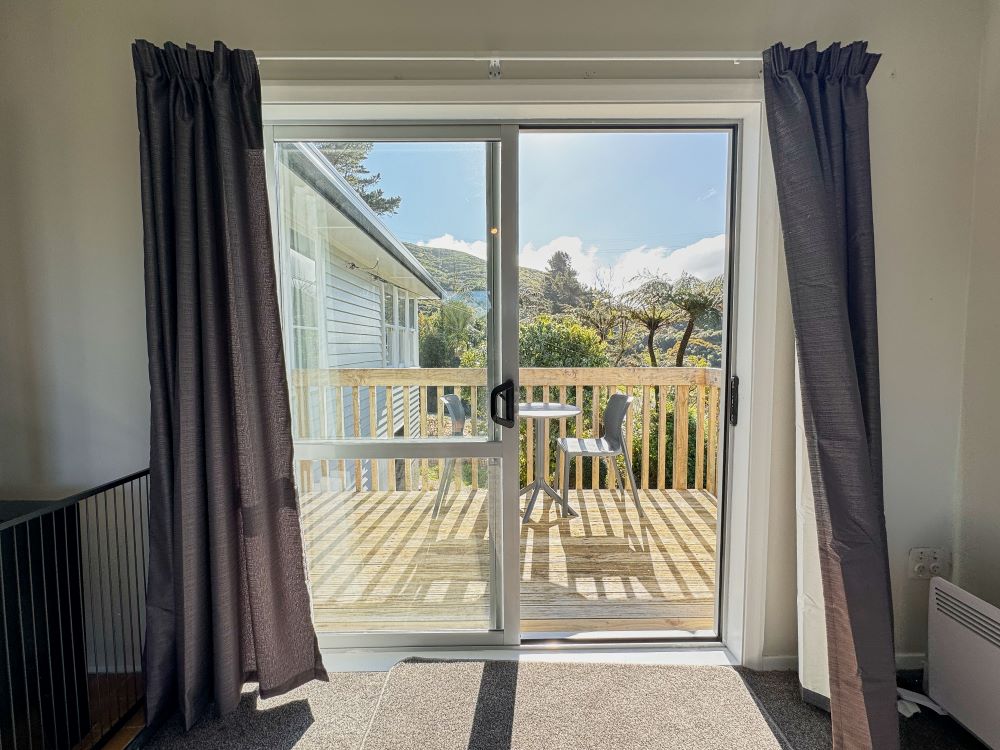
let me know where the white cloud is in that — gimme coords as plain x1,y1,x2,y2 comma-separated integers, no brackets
697,187,718,202
520,234,726,290
418,232,726,290
417,234,488,260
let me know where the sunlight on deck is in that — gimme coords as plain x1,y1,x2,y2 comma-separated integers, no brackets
300,487,716,634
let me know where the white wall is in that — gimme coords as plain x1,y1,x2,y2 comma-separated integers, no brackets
957,0,1000,609
0,0,991,662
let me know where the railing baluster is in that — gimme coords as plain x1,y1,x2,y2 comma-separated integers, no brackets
641,385,651,490
591,385,600,489
673,385,690,489
707,385,720,495
26,521,50,748
111,488,134,711
294,383,310,492
557,385,567,493
32,518,58,747
353,387,362,492
402,385,412,491
387,387,397,492
574,381,583,490
524,384,533,485
47,513,71,747
623,385,634,483
335,388,347,490
695,386,706,491
102,491,125,721
419,386,428,489
0,532,17,750
657,385,668,491
12,529,35,750
318,383,329,489
542,386,551,485
470,386,479,490
435,387,444,488
126,482,144,704
369,385,380,491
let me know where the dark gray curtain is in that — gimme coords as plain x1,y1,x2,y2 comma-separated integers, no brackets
133,40,327,730
763,42,898,750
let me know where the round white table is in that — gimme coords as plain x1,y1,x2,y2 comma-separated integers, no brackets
519,402,582,521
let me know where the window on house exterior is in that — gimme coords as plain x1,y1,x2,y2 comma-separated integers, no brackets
289,228,321,370
382,286,420,367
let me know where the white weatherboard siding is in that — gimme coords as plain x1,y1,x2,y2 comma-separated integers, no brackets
325,249,383,369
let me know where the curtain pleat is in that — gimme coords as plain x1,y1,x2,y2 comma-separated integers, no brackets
763,41,898,750
133,39,326,731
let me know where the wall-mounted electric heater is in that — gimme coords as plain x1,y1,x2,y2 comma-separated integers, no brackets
927,577,1000,749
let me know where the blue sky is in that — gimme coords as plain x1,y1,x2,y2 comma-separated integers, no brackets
362,131,730,288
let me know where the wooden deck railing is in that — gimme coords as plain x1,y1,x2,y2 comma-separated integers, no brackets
290,367,723,495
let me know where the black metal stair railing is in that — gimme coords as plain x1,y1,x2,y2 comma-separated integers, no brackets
0,469,150,750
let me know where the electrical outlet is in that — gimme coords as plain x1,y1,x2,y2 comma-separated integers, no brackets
908,547,949,579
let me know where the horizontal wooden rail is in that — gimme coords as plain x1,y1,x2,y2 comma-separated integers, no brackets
290,367,722,497
290,366,724,389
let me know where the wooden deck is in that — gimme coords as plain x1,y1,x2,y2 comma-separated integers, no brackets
300,486,717,636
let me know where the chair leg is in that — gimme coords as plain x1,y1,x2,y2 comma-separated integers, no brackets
610,456,624,493
620,449,643,516
433,458,455,518
561,449,572,517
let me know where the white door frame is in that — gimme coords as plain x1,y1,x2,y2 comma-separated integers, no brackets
262,79,780,667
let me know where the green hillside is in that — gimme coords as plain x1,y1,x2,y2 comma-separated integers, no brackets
406,242,546,299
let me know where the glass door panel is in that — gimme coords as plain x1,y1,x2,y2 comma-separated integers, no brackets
272,130,513,642
516,128,731,640
298,454,501,632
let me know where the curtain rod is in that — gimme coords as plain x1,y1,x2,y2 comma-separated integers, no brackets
256,51,763,64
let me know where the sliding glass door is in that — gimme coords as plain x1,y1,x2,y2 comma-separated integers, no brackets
268,126,520,646
267,121,734,649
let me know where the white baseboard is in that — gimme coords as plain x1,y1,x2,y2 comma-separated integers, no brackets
894,652,926,671
757,652,926,673
760,654,798,671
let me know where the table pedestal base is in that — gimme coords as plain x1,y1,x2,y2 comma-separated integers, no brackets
520,478,577,522
520,416,578,521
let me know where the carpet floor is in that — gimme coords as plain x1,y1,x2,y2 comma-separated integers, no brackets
144,660,986,750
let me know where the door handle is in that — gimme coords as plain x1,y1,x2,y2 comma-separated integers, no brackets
490,379,516,428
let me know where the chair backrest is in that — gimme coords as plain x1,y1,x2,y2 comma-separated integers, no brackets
601,393,633,452
441,394,466,436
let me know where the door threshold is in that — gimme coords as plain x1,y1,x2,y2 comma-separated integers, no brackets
520,629,719,643
321,641,736,672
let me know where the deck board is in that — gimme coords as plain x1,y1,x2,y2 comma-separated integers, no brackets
301,487,717,635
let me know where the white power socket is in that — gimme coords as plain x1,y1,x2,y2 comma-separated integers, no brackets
908,547,949,579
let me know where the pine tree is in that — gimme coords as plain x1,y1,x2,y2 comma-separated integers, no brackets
317,142,402,215
542,250,588,312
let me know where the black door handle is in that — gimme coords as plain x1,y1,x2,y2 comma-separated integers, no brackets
490,379,516,428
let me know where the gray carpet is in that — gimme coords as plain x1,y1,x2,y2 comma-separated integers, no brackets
363,659,783,750
144,660,987,750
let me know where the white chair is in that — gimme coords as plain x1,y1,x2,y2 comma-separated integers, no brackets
556,393,642,516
